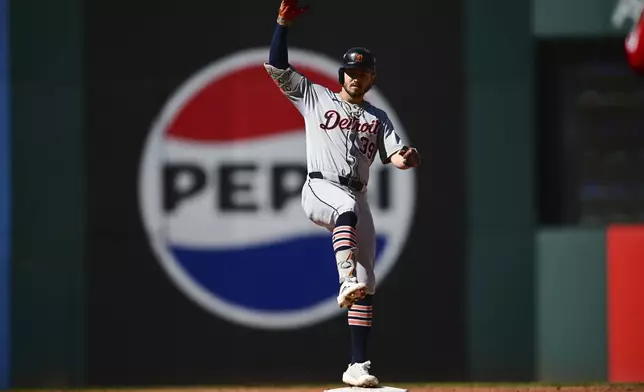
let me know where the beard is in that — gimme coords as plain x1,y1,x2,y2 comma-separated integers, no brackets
343,84,366,98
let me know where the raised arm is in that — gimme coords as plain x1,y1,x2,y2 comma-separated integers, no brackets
268,0,309,69
268,24,289,68
264,0,317,116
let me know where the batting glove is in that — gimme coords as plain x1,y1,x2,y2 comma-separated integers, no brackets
277,0,310,26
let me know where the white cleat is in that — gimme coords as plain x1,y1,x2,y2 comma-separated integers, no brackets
337,276,367,308
342,361,379,387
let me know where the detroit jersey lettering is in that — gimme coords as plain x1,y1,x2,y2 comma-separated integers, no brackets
264,63,404,186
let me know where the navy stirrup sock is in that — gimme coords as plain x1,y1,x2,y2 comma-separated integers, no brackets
348,294,373,364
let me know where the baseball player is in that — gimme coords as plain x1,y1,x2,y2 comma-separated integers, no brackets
264,0,420,387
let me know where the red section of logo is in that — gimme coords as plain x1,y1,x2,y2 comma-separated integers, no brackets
166,64,338,142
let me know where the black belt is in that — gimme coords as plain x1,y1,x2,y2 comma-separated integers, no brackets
308,172,365,192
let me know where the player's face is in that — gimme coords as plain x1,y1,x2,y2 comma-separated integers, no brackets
343,68,375,98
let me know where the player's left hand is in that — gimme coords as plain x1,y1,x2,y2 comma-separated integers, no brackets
400,146,421,168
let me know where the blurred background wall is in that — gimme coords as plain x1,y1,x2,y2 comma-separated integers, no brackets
0,0,9,388
4,0,644,388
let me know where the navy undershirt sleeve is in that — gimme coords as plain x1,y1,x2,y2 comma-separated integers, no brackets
268,23,289,69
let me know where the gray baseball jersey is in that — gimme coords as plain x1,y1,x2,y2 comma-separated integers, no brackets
263,63,405,186
264,62,407,295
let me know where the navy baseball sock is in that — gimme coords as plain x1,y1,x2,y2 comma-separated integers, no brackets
333,212,358,281
348,294,373,364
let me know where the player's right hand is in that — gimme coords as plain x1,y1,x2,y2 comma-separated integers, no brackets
277,0,310,27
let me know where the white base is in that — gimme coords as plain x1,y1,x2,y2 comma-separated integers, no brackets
324,387,409,392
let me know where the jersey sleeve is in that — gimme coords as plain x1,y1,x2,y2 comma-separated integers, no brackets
264,63,318,116
377,115,405,164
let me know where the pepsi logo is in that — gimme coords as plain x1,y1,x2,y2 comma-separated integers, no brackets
138,47,416,330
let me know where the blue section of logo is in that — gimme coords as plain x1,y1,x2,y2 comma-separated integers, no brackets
173,235,386,311
0,0,10,387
